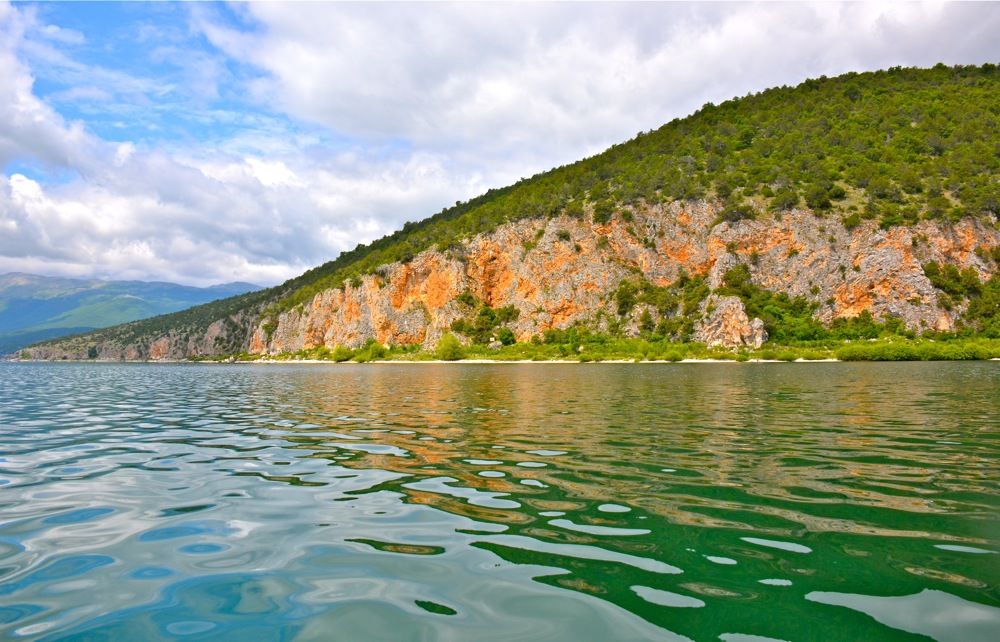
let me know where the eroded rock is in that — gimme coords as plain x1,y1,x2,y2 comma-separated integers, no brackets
20,201,998,360
693,295,768,349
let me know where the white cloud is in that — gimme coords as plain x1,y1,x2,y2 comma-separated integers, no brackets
0,2,483,286
40,23,84,46
0,8,93,171
1,1,998,287
196,2,1000,172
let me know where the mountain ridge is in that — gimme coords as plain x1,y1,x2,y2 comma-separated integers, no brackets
19,64,1000,360
0,273,260,354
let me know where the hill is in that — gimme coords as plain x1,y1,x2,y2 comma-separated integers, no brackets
20,64,1000,361
0,274,259,354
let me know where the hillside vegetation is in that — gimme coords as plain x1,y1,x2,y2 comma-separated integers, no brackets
24,64,1000,357
267,63,999,312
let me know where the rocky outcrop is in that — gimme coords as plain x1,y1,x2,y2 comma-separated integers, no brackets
247,203,996,355
20,200,1000,360
693,295,767,349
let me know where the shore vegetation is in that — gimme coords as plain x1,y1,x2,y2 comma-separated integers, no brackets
192,334,1000,364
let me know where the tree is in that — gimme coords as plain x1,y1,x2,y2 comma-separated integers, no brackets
435,333,465,360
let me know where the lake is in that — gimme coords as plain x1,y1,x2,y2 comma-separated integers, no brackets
0,361,998,641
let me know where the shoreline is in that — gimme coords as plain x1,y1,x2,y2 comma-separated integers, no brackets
15,357,1000,364
9,357,833,364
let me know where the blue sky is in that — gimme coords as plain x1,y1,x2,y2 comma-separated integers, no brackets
10,2,345,179
1,1,998,286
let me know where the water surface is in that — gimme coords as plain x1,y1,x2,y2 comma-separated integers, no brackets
0,362,998,641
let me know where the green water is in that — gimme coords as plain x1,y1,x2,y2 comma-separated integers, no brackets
0,362,997,641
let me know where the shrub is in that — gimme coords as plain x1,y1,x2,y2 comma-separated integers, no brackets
719,204,756,223
833,340,1000,361
718,264,826,342
331,345,355,362
456,291,478,307
868,177,903,202
804,185,831,210
923,262,981,298
592,201,614,224
771,188,800,211
358,338,387,360
435,333,465,360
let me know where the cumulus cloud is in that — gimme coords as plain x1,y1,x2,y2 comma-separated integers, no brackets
0,146,478,286
0,2,484,286
196,2,1000,170
0,7,92,171
1,1,999,286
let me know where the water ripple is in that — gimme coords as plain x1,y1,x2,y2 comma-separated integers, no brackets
0,361,998,640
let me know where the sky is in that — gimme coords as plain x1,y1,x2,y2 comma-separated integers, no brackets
0,2,998,287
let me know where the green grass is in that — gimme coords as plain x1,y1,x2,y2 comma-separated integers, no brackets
191,336,1000,364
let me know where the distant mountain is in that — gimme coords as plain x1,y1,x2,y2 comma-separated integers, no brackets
0,273,260,354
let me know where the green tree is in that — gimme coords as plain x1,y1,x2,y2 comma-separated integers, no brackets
435,333,465,360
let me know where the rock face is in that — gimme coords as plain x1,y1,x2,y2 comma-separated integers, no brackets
20,200,1000,360
693,295,767,349
248,203,996,355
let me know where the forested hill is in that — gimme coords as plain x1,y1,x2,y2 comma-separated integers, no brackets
264,63,999,310
22,64,1000,360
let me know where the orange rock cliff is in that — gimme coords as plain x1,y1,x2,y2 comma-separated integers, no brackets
21,201,999,360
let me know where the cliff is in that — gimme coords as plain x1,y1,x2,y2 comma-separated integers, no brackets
22,201,998,360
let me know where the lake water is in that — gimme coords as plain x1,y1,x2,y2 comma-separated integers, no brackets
0,361,998,641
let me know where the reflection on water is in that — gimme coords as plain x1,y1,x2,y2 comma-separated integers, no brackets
0,362,998,641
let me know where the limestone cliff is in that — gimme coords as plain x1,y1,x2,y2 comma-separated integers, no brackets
22,200,997,360
249,202,995,355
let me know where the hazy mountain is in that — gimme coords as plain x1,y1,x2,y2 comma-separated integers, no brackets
0,273,259,354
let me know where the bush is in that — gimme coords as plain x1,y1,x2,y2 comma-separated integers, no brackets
451,303,520,344
834,340,1000,361
923,262,981,298
354,338,387,361
592,201,614,224
718,204,756,223
804,185,831,210
456,291,478,307
331,345,355,362
718,265,826,342
965,274,1000,336
771,188,800,211
435,333,465,360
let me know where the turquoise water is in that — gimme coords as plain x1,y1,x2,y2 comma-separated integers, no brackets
0,361,998,641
